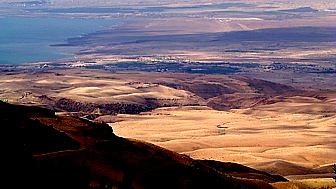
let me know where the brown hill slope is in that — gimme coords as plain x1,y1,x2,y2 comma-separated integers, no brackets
0,70,302,116
0,101,286,189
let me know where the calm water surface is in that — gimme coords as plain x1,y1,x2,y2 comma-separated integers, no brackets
0,16,117,64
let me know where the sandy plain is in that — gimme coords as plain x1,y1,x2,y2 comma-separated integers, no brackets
111,97,336,179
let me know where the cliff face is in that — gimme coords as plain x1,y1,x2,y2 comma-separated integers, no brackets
0,101,286,189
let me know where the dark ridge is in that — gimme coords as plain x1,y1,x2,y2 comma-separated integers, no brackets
0,100,55,117
235,76,298,97
199,160,288,183
279,7,319,13
0,101,287,188
67,27,336,48
0,101,80,155
54,98,159,115
157,75,300,110
43,7,138,14
253,160,331,176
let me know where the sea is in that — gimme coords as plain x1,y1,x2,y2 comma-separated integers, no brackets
0,16,117,64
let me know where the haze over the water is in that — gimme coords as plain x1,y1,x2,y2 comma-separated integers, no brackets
0,16,117,64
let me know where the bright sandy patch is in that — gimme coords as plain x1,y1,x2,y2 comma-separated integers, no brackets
111,98,336,177
0,70,204,105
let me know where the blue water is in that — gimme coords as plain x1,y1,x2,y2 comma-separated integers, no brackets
0,16,118,64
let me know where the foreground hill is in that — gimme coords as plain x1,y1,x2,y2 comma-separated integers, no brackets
0,101,286,188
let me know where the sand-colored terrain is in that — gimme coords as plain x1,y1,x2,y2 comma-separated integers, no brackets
0,69,297,110
272,178,336,189
0,69,335,180
111,96,336,178
0,70,203,106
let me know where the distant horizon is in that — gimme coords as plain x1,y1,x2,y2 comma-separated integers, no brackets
1,0,336,9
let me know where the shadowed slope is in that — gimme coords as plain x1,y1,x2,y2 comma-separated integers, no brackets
0,101,287,188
